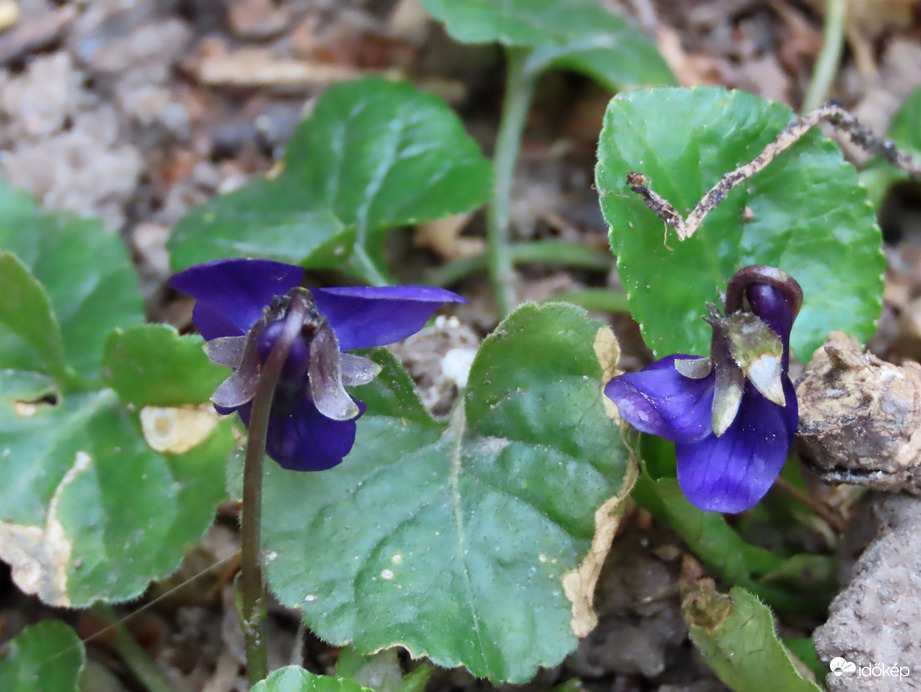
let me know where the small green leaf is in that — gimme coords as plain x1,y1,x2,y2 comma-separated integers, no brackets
103,324,227,408
861,87,921,205
254,666,374,692
420,0,674,89
0,382,233,607
263,303,627,682
0,181,143,377
784,638,827,681
596,86,884,360
0,621,85,692
0,254,67,380
683,583,822,692
170,78,492,272
886,87,921,152
169,178,347,270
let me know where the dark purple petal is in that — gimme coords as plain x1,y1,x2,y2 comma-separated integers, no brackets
604,356,717,444
676,379,796,513
236,398,366,471
170,259,304,336
193,301,244,340
746,283,794,363
313,285,466,351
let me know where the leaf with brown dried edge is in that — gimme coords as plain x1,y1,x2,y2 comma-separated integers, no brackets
683,581,822,691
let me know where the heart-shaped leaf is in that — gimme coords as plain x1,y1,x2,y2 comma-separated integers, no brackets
596,87,884,360
420,0,674,89
0,253,67,380
0,182,143,379
262,303,627,682
103,324,226,408
170,78,492,272
0,375,233,607
0,621,85,691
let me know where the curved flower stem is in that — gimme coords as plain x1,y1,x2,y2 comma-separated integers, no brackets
802,0,848,113
240,295,309,686
487,47,537,316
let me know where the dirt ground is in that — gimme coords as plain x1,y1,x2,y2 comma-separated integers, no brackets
2,1,921,690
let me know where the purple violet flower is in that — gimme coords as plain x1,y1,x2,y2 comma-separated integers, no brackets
605,266,803,513
170,258,466,472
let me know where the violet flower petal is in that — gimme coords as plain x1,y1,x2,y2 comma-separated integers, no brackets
170,259,304,335
238,399,365,471
604,355,716,444
313,285,466,351
192,301,243,340
747,282,794,367
676,378,797,513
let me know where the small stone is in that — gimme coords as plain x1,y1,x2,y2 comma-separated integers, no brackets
228,0,290,40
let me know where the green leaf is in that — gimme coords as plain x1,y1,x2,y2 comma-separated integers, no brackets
0,254,67,380
596,86,884,360
0,621,85,692
0,181,143,378
683,583,822,692
170,78,492,272
103,324,227,408
886,87,921,152
263,303,627,682
169,178,348,270
254,667,374,692
631,471,782,584
861,87,921,205
0,380,233,607
784,638,827,681
630,435,827,614
420,0,674,89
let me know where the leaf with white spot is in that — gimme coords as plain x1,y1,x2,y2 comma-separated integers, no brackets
263,303,629,682
0,377,234,606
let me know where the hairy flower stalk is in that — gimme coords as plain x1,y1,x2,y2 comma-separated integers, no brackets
170,258,464,683
605,266,803,513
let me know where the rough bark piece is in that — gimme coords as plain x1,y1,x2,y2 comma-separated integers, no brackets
796,331,921,494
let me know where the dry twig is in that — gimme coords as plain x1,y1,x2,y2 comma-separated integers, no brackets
628,101,921,242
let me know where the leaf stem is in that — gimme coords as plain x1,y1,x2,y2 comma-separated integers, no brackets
425,240,613,287
802,0,847,112
351,245,391,287
487,47,537,315
543,288,630,314
91,605,179,692
240,295,309,686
